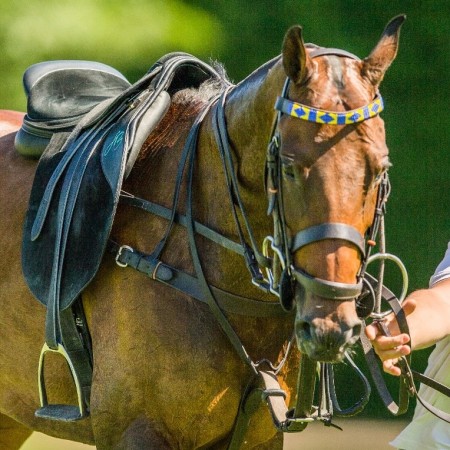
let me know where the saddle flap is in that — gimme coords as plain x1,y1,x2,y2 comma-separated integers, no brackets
22,131,118,310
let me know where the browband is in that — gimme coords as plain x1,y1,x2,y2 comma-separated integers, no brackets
274,95,384,125
275,46,384,125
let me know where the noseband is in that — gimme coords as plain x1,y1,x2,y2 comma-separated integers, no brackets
262,48,389,311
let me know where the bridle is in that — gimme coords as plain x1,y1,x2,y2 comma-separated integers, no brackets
259,47,393,316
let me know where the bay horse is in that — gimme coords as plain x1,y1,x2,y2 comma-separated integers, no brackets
0,16,404,450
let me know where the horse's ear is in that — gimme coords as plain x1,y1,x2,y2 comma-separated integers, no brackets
362,15,406,87
282,26,314,85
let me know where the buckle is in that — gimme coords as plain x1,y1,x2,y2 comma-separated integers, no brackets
115,245,134,268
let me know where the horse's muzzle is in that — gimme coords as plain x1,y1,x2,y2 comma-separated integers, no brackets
294,291,362,362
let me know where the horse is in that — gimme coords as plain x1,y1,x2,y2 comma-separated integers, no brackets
0,15,405,450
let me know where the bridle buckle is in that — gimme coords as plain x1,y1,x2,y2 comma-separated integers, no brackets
115,245,134,268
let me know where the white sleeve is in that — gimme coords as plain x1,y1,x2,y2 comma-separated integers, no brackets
429,242,450,287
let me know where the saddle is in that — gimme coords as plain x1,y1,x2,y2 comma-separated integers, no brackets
19,53,225,421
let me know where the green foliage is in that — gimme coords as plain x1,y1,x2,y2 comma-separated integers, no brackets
1,0,448,418
0,0,223,109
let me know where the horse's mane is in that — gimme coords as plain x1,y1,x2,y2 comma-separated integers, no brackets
175,60,231,104
136,61,230,164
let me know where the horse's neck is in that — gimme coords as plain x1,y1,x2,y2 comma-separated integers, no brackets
207,58,284,230
178,58,287,294
225,58,284,184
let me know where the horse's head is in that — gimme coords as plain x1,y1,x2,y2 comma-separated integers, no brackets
275,16,405,362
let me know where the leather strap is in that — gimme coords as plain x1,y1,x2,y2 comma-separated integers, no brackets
308,47,360,61
185,99,261,371
293,268,363,300
110,242,288,318
290,223,365,256
59,300,93,408
361,273,450,423
360,274,411,416
119,193,245,257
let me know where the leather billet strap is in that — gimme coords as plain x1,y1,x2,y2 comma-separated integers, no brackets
110,241,288,319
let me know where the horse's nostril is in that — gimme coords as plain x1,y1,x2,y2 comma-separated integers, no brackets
352,322,362,339
296,320,312,341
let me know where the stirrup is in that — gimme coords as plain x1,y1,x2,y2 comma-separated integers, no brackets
35,342,89,421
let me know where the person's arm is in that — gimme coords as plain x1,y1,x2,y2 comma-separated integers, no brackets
365,278,450,376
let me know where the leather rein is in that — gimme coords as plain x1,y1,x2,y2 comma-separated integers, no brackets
110,48,450,445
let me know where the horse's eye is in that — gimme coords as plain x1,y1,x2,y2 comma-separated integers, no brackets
281,156,296,181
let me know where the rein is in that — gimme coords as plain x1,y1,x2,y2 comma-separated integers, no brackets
110,48,450,445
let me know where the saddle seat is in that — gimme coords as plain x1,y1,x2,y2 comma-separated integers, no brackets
15,60,131,157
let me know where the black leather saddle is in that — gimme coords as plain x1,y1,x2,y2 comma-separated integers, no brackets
22,52,223,312
19,53,225,421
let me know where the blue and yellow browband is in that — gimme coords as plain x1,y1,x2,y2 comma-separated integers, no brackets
275,95,384,125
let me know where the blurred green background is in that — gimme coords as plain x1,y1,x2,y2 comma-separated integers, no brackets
1,0,448,418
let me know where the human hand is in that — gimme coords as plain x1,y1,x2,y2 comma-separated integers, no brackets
364,299,416,376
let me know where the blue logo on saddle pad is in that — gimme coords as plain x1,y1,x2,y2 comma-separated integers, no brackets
103,130,125,157
101,128,127,192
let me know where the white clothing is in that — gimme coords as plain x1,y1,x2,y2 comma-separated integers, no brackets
390,242,450,449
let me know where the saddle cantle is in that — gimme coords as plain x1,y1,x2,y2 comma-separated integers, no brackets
20,53,226,421
15,60,132,158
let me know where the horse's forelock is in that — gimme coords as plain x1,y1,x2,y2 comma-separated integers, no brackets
307,55,375,111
